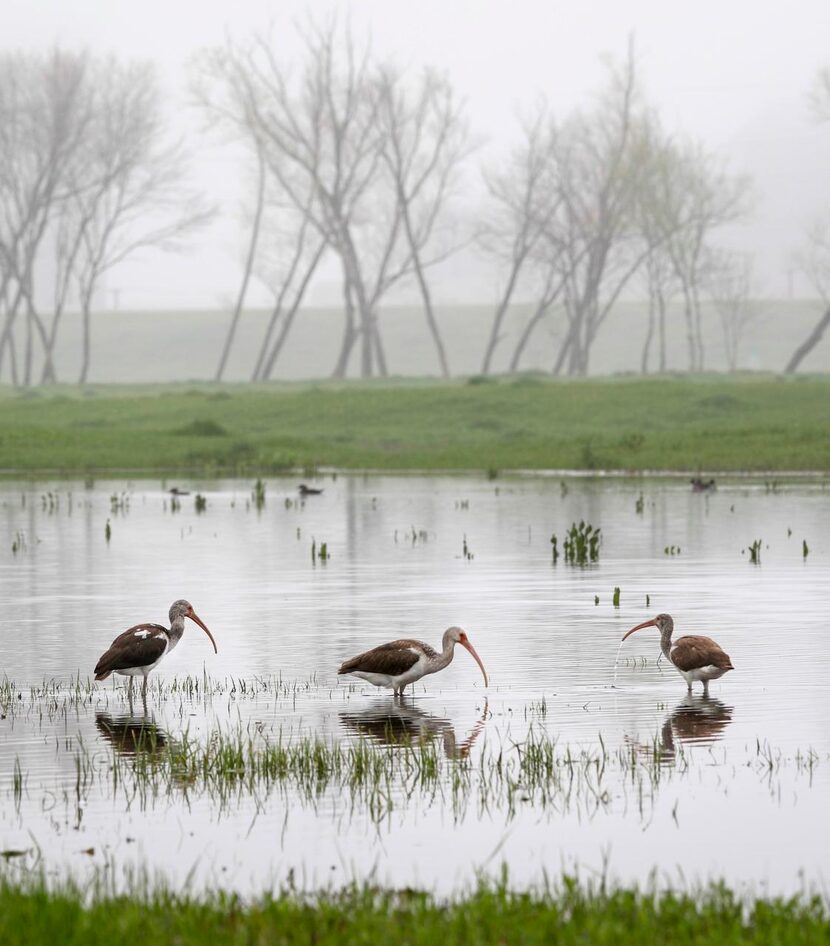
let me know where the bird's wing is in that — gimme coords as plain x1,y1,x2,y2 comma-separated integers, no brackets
338,639,426,677
94,624,169,678
671,635,733,672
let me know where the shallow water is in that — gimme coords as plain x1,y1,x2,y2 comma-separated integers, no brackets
1,473,829,894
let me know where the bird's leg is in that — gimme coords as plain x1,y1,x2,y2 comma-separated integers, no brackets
142,674,148,700
687,681,692,694
702,680,710,697
127,677,134,712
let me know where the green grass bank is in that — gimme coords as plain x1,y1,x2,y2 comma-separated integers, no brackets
0,882,828,945
2,374,829,474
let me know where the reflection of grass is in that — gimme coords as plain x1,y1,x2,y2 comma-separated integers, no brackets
2,376,830,472
0,879,828,943
2,676,826,834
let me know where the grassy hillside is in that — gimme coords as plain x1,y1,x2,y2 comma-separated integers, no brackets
2,374,829,474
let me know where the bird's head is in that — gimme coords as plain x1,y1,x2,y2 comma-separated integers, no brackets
169,599,218,653
622,612,674,641
444,626,488,688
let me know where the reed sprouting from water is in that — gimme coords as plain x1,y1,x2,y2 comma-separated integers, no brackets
561,521,600,564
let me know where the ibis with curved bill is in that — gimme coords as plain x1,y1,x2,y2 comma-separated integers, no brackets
338,626,488,697
622,613,733,695
94,599,217,698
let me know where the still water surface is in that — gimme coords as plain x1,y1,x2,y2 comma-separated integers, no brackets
1,474,829,894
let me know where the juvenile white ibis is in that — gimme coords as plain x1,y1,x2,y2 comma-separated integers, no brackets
622,613,733,695
94,599,217,698
338,626,488,697
298,483,323,496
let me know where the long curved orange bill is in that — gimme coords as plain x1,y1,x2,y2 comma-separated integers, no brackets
187,609,218,654
622,619,657,642
461,639,488,688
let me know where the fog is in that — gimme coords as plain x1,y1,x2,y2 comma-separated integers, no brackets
2,0,830,381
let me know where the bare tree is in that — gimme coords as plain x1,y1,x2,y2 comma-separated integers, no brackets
0,50,207,386
478,107,559,374
638,245,677,373
786,69,830,373
706,250,760,371
657,142,748,372
550,45,660,376
203,23,389,378
71,60,209,384
0,50,92,384
376,66,469,378
214,144,266,382
198,19,470,379
251,194,327,381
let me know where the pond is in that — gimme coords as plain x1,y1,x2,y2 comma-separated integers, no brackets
0,473,829,895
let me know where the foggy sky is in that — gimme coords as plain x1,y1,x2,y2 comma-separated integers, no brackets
2,0,829,309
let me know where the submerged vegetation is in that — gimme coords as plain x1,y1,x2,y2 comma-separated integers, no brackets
1,879,829,945
2,376,830,473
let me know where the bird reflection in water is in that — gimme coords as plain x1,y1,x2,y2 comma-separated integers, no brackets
95,711,169,758
655,694,733,763
339,699,488,760
625,695,733,766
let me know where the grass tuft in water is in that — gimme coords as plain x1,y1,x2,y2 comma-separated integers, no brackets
563,521,600,565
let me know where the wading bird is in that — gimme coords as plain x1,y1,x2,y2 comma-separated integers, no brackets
94,599,217,698
298,484,323,496
622,613,733,695
338,626,488,697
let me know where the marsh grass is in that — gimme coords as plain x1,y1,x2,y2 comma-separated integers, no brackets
0,875,828,945
3,676,828,832
4,376,830,473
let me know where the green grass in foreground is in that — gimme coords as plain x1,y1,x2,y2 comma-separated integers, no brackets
0,882,827,945
3,374,830,473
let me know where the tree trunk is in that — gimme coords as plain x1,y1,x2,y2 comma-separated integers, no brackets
509,299,549,373
681,286,695,371
481,256,525,375
785,304,830,373
24,307,33,386
371,316,388,377
399,197,450,378
332,272,358,379
658,293,667,372
215,148,266,382
79,296,92,384
641,293,655,374
258,241,326,381
692,283,705,371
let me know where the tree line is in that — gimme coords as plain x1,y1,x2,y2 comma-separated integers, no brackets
1,23,829,385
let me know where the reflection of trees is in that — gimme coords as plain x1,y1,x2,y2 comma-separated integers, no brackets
339,699,487,760
95,711,169,758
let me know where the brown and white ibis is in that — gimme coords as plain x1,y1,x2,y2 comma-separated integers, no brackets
298,484,323,496
338,626,488,697
94,599,217,698
622,613,733,695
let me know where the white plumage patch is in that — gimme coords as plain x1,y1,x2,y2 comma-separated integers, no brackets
134,630,151,639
